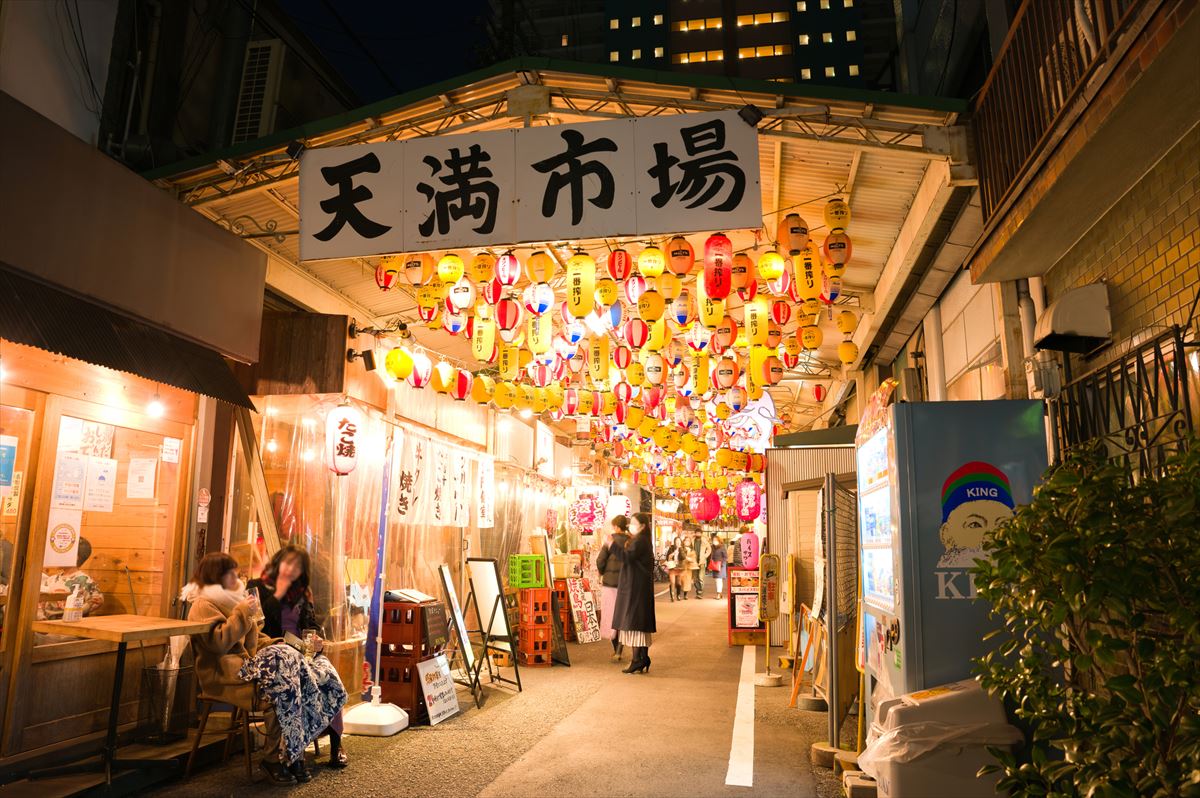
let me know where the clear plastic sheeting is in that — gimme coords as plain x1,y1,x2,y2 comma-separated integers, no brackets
859,720,1022,771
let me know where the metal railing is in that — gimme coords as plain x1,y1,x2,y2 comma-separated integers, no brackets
974,0,1141,220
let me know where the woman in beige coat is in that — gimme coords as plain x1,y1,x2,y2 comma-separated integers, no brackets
182,553,295,784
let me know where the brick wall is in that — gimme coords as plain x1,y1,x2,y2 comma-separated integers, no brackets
1043,123,1200,364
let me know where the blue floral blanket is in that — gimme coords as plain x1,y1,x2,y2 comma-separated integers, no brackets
239,643,347,764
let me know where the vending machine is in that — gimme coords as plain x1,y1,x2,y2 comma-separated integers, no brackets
856,395,1048,714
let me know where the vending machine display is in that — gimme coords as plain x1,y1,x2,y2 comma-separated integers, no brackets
856,398,1048,714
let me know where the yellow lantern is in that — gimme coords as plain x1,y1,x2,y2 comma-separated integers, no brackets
824,198,851,232
493,381,517,409
566,251,596,317
783,335,802,357
471,374,495,404
437,253,465,285
693,353,711,395
514,384,536,412
469,252,496,283
748,381,764,400
692,441,709,462
757,250,785,281
431,361,456,393
589,336,610,382
745,295,769,346
625,406,645,429
801,324,823,350
638,289,666,322
646,317,670,351
498,344,520,379
416,284,441,309
637,245,665,278
471,317,496,361
838,340,859,365
526,251,556,283
748,345,770,386
656,272,682,300
598,391,615,415
403,252,436,286
384,347,414,380
626,361,646,385
638,417,657,438
696,277,725,329
595,278,619,307
715,402,731,420
532,387,550,413
836,310,858,336
546,382,565,411
527,314,553,354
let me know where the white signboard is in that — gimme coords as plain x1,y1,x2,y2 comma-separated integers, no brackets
416,654,460,726
564,577,601,643
44,508,82,567
299,111,761,260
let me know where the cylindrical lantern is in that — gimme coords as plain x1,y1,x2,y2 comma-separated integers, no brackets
777,213,810,255
824,198,851,231
497,344,519,379
703,232,733,299
566,251,596,317
745,296,769,345
495,251,522,286
471,317,496,362
608,248,634,280
325,403,363,476
526,251,556,283
589,335,610,382
735,478,762,521
527,314,553,354
696,278,724,329
689,488,720,521
757,250,785,281
637,245,665,279
667,236,694,276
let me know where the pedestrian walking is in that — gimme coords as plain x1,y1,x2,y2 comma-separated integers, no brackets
708,533,728,599
596,515,630,661
681,541,699,599
612,512,656,674
664,535,686,601
691,529,711,598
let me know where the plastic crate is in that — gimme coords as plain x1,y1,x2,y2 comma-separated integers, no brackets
508,554,547,589
519,588,552,627
378,654,428,723
380,602,432,658
518,646,551,667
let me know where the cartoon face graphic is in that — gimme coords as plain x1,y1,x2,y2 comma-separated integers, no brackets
937,461,1015,568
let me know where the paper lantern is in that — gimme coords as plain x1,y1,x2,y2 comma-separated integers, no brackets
814,384,827,403
838,340,859,365
522,282,554,316
824,198,851,232
836,310,858,336
783,334,802,357
430,361,456,393
589,336,610,382
495,297,524,331
770,299,792,326
735,479,762,521
737,278,758,303
644,353,666,385
696,278,724,329
686,323,709,352
471,374,495,403
415,284,440,309
665,236,694,276
666,338,687,367
822,273,843,303
375,256,401,291
493,381,517,409
497,344,519,379
404,253,435,286
624,319,650,349
608,248,634,280
407,351,432,388
745,296,769,346
823,231,852,268
768,320,784,348
526,251,555,283
637,245,665,278
730,252,754,292
613,381,633,403
689,488,720,521
447,276,476,311
469,252,496,283
714,357,739,389
762,355,784,385
613,344,633,369
624,275,648,305
418,304,440,324
384,347,414,380
777,213,810,255
669,290,693,326
437,253,465,285
448,369,473,401
780,350,799,368
702,232,734,299
638,289,665,321
801,324,823,350
766,261,792,297
442,309,467,335
646,317,670,351
528,315,553,354
566,251,596,317
495,251,522,286
471,317,496,361
656,272,682,300
757,250,785,281
727,386,747,412
480,277,504,305
325,403,363,476
595,278,619,307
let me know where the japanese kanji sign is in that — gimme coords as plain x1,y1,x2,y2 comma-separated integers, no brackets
300,111,760,260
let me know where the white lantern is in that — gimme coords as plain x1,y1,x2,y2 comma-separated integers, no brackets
325,402,363,476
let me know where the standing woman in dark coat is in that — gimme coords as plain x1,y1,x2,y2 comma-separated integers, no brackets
596,515,630,661
612,512,657,674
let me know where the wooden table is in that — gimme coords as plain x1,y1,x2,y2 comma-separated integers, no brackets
30,615,214,784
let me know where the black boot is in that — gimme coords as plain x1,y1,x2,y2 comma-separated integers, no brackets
622,647,646,673
327,728,348,769
260,760,295,784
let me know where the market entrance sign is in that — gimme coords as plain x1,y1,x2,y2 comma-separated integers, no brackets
299,111,761,261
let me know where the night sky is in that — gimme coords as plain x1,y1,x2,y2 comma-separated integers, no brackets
278,0,494,104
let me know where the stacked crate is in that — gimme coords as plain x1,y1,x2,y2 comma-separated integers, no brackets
517,586,552,666
553,578,575,642
377,600,443,723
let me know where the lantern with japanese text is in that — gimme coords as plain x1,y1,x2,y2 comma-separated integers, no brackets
638,245,665,278
689,488,720,521
836,310,858,336
824,198,851,232
566,251,596,317
745,296,769,345
522,282,554,316
404,253,435,286
437,253,465,285
447,276,476,311
527,315,553,354
714,357,739,389
702,233,733,299
375,256,401,291
696,279,724,329
406,351,432,388
495,251,522,286
497,344,519,379
471,317,496,362
757,250,785,281
325,403,362,476
796,246,822,315
656,272,682,301
735,479,762,521
644,353,666,385
448,369,473,401
595,278,619,307
762,355,784,385
608,248,634,280
777,213,810,255
823,231,852,270
481,278,503,305
667,236,694,276
624,275,648,305
800,324,823,350
469,252,496,283
471,374,495,404
730,252,754,293
492,381,516,409
589,336,610,382
838,340,859,365
638,289,666,322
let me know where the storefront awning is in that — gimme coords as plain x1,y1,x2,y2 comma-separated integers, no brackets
0,264,255,408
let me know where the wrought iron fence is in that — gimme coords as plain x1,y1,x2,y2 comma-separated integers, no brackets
1049,327,1197,477
974,0,1141,219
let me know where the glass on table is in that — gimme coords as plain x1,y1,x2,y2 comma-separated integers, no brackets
245,591,265,625
302,628,320,660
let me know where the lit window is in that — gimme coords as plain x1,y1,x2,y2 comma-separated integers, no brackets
738,11,787,26
822,32,833,43
801,68,812,79
632,48,642,60
845,0,853,6
610,51,620,62
654,45,664,57
825,66,836,77
820,0,830,8
799,34,810,45
711,49,724,60
654,14,663,25
797,1,807,9
738,46,754,59
846,30,857,41
708,16,722,29
848,64,860,76
561,34,569,47
632,16,641,27
610,18,619,29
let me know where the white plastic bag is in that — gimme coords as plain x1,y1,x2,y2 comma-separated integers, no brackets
858,720,1023,778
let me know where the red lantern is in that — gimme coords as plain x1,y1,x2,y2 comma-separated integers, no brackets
737,279,758,303
325,403,363,476
770,300,792,326
375,259,400,291
563,389,580,416
613,381,633,403
689,488,720,521
814,384,827,402
407,351,432,388
495,251,522,286
480,278,504,305
735,479,762,521
703,233,733,299
608,248,634,280
613,345,633,370
495,298,523,331
613,401,628,425
448,370,473,401
624,319,650,349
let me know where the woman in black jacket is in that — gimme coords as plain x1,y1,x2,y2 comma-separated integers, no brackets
596,515,631,661
611,512,657,674
247,545,349,772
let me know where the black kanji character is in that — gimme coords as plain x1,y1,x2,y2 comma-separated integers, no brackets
531,130,618,225
647,119,746,212
416,144,499,236
313,153,392,241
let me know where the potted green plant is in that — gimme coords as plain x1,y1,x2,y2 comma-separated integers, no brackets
972,441,1200,797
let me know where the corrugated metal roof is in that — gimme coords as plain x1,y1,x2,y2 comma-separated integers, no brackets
0,264,254,408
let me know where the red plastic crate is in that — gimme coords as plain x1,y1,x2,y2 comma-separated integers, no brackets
518,648,551,667
380,601,441,658
519,588,552,627
377,654,428,723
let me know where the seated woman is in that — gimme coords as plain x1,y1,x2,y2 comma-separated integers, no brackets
38,536,104,620
181,553,295,784
248,545,349,769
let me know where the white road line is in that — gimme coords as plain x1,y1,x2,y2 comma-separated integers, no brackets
725,644,756,787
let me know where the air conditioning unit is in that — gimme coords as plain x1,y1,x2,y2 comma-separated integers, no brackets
1024,351,1063,399
231,39,284,144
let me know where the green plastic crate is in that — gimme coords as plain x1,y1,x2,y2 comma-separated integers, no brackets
508,554,547,589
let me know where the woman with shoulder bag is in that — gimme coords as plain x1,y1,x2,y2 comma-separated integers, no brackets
596,515,630,661
707,534,728,599
664,535,685,602
612,512,657,674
